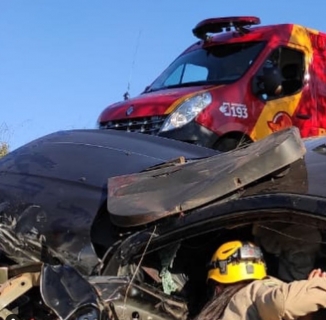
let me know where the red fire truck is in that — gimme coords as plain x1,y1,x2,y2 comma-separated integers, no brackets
97,16,326,151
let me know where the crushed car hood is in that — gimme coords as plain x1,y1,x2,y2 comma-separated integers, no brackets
0,129,217,275
108,127,306,227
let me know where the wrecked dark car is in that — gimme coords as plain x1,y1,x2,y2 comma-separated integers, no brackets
0,127,326,320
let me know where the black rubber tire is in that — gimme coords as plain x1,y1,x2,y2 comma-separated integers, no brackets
214,137,252,152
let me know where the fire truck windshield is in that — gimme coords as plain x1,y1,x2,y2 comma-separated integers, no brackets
147,41,265,92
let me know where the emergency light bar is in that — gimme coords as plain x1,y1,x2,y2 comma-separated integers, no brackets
192,16,261,40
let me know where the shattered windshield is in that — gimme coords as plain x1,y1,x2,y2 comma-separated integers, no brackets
147,41,265,92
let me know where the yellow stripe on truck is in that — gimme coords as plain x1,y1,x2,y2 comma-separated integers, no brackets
164,92,199,114
250,93,303,141
250,24,314,141
164,86,224,114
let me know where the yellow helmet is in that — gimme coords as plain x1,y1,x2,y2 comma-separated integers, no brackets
207,241,267,284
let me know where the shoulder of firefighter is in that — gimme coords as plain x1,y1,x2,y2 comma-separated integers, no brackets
222,276,326,320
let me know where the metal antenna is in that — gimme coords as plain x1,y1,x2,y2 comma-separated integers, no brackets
124,30,142,100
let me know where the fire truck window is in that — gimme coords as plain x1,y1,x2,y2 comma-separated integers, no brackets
162,64,208,87
253,47,304,100
182,64,208,83
164,65,184,87
148,42,265,92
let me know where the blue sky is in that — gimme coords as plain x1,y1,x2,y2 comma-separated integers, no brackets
1,0,326,150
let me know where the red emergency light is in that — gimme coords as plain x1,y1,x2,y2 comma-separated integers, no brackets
192,16,261,40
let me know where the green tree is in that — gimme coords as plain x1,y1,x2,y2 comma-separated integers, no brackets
0,122,11,158
0,142,8,158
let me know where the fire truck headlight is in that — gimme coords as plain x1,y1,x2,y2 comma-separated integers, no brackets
160,92,212,132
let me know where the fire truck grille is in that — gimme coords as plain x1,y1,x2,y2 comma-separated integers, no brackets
99,115,168,135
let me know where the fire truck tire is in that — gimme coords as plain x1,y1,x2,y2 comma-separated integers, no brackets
214,135,252,152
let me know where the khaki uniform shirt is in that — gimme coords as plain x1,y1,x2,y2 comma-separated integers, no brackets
220,276,326,320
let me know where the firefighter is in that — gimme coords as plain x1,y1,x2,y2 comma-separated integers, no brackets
196,241,326,320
